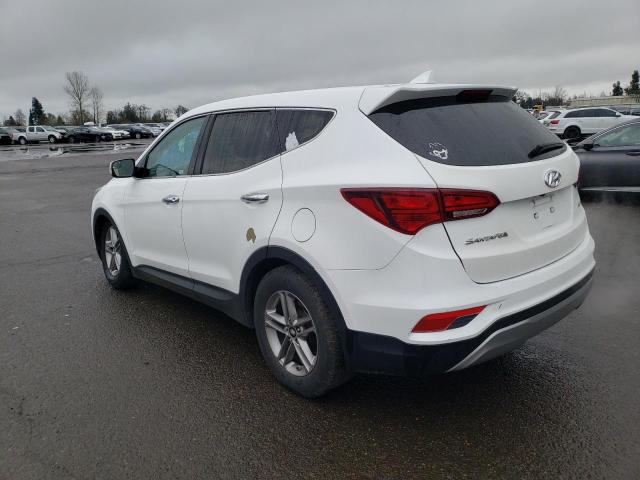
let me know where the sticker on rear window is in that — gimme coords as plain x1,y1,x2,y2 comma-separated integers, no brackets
427,142,448,160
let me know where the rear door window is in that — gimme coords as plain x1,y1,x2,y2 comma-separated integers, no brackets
368,94,566,166
275,109,334,153
201,110,277,174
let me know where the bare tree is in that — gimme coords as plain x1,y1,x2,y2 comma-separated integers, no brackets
63,71,90,124
160,108,173,122
90,86,104,124
136,104,150,122
14,109,26,126
552,86,567,102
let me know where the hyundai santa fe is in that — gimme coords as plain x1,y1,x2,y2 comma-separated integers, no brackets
91,81,595,397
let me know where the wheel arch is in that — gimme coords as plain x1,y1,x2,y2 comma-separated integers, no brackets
92,208,125,255
239,246,349,336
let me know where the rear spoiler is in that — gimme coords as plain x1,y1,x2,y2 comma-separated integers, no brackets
359,84,517,115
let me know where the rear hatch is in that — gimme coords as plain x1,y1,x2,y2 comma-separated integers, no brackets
364,86,588,283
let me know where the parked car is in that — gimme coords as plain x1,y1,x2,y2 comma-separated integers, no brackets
574,119,640,193
144,122,167,132
541,110,563,126
67,126,113,143
107,124,153,139
92,81,595,397
135,123,161,136
99,127,126,140
13,125,64,145
546,107,635,140
0,127,14,145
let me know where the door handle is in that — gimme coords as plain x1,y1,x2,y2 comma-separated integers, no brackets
241,192,269,204
162,194,180,204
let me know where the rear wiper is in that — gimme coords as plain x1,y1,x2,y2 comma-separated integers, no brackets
528,142,565,158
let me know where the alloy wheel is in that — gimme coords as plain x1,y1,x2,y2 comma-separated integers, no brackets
104,226,122,276
264,290,317,376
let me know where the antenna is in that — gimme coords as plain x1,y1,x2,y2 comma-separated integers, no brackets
409,70,435,84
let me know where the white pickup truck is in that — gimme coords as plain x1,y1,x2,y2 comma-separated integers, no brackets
13,125,64,145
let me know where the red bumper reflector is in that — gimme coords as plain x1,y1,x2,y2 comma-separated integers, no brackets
412,305,486,333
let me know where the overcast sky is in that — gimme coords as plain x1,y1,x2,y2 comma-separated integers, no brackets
1,0,638,120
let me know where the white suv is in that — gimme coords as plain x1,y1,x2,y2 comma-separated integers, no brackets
545,107,635,140
92,82,595,397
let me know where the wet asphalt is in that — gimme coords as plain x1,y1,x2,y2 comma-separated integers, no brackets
0,147,639,479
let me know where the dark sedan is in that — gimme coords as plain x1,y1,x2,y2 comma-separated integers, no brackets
575,120,640,193
67,127,114,143
0,127,13,145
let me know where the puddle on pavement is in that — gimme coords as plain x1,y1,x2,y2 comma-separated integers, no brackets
0,142,149,161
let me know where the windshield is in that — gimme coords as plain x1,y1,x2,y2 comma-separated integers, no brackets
368,94,566,166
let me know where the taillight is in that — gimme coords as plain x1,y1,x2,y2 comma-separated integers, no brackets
341,188,499,235
412,305,486,333
440,189,499,220
550,119,560,125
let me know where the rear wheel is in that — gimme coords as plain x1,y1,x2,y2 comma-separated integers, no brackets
69,136,76,144
99,222,135,289
564,126,581,141
135,132,142,139
254,266,350,397
18,137,27,145
48,135,57,144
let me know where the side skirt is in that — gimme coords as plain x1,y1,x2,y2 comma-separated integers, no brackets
132,265,248,326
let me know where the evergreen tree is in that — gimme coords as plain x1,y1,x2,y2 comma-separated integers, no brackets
624,70,639,95
612,81,623,96
29,97,45,125
4,116,17,126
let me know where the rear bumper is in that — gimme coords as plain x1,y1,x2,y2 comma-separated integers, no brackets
346,268,593,376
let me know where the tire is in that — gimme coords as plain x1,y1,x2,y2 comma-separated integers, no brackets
48,135,57,144
254,265,350,397
99,221,135,289
135,132,141,139
564,126,581,141
69,136,76,144
18,137,27,145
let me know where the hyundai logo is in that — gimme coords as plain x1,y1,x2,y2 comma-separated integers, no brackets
544,169,562,188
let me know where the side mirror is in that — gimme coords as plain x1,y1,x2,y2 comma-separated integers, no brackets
581,141,594,151
110,158,135,178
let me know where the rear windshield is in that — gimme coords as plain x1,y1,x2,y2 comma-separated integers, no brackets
368,94,566,166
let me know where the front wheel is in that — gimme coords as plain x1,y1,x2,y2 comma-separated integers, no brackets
48,135,57,144
99,222,135,289
254,266,350,397
135,132,141,139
